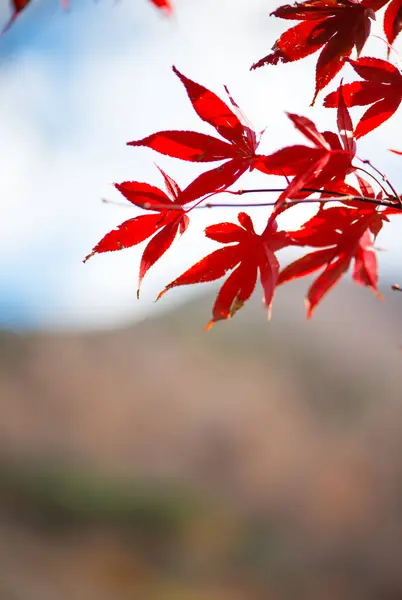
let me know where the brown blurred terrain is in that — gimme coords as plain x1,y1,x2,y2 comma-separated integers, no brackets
1,279,402,599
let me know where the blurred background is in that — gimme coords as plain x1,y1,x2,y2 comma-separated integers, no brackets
1,0,402,598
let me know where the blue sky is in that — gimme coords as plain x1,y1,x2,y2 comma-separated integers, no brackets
0,0,401,330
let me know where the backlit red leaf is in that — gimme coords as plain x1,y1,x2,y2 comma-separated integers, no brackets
149,0,173,13
324,56,402,137
84,214,164,260
172,67,250,151
85,170,190,294
206,259,258,330
128,67,263,202
287,112,330,147
155,164,181,199
138,219,182,297
277,205,385,316
306,254,350,317
114,181,172,209
257,112,353,209
158,213,291,327
178,159,251,205
3,0,68,33
278,247,336,284
347,56,401,83
354,95,401,138
128,131,236,162
159,246,242,291
352,230,380,292
204,222,246,243
336,81,356,154
384,0,402,47
2,0,30,33
251,0,379,102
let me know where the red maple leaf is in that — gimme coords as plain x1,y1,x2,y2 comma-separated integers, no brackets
149,0,173,14
256,109,355,209
384,0,402,50
128,67,264,204
2,0,69,34
278,203,387,317
324,56,402,138
251,0,388,104
2,0,30,33
84,168,189,297
158,213,291,329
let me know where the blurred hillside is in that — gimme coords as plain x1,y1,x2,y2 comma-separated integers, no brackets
1,279,402,599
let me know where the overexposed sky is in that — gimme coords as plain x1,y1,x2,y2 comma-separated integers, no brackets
0,0,401,329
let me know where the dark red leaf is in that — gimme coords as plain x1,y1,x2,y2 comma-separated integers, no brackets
3,0,69,33
355,174,374,198
311,24,356,104
251,20,326,67
2,0,30,33
251,0,379,102
347,56,401,83
384,0,402,48
336,81,356,154
324,81,388,108
155,164,181,199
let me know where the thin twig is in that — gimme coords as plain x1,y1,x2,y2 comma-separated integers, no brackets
101,191,401,212
203,196,400,209
354,165,391,198
226,187,348,197
358,157,401,205
102,198,130,208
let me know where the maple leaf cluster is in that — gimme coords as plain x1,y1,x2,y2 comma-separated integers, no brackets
86,7,402,329
82,0,402,329
11,0,397,328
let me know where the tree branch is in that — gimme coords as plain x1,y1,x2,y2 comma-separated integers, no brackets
101,187,402,212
